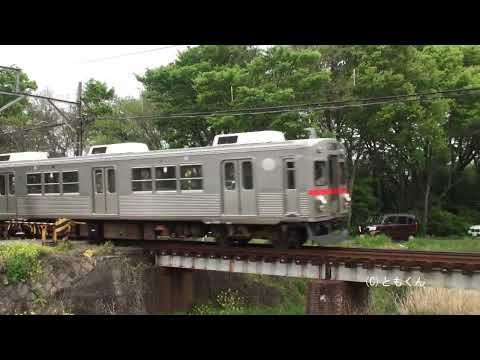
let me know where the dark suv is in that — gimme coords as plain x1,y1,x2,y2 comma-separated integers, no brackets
358,214,419,241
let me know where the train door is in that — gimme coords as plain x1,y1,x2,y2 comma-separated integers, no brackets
284,159,298,215
0,173,15,215
92,167,118,215
328,155,341,213
0,174,7,214
222,159,256,215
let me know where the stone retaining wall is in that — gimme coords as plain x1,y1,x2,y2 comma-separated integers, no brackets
0,250,306,315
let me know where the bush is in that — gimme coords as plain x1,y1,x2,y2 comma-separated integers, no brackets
351,176,379,228
454,207,480,225
428,208,470,237
0,243,54,283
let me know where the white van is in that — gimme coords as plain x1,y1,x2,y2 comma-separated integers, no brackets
467,225,480,237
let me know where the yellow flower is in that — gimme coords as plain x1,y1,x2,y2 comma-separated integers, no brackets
83,249,95,257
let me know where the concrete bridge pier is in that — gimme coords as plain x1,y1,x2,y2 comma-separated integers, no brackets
307,280,370,315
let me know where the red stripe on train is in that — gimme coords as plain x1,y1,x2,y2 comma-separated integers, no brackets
307,187,349,196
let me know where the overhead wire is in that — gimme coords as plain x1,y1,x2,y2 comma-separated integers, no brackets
78,45,188,64
95,87,480,121
2,87,479,136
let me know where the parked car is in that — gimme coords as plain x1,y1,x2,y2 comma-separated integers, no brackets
358,213,420,241
467,225,480,237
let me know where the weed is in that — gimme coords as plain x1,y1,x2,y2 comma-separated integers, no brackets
189,287,306,315
56,240,73,253
369,286,407,315
82,241,115,258
95,241,114,256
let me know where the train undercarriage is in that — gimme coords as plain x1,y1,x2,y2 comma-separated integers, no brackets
0,218,347,249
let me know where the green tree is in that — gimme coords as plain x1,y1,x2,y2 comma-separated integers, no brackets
138,45,332,147
81,79,116,150
0,67,38,152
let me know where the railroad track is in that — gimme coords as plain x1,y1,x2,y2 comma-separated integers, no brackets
112,240,480,274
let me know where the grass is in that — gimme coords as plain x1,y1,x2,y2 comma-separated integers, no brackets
397,287,480,315
338,234,480,252
368,286,480,315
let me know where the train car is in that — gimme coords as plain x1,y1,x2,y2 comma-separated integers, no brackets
0,131,350,248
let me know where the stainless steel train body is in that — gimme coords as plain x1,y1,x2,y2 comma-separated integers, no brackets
0,135,349,247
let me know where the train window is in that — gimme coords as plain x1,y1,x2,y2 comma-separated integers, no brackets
224,162,236,190
338,162,346,185
242,161,254,190
8,174,14,195
62,171,79,194
27,173,42,194
107,169,116,193
95,170,104,194
132,167,152,192
286,161,296,189
314,161,326,186
0,155,10,161
155,166,177,191
44,172,60,194
133,168,152,180
180,165,203,190
0,176,5,195
63,171,78,183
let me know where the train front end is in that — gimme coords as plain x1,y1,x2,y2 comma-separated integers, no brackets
305,139,350,245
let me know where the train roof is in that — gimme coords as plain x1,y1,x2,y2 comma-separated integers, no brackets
0,137,341,168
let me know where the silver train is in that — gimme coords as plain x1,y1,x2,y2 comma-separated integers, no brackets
0,131,350,248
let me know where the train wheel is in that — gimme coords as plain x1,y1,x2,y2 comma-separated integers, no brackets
271,226,289,250
272,238,288,250
234,238,251,246
287,228,306,249
213,227,233,247
216,236,234,247
272,227,306,249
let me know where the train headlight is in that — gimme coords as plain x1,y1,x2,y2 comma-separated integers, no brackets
315,195,327,212
343,193,351,209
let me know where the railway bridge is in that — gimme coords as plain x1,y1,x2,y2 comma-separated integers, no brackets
144,241,480,314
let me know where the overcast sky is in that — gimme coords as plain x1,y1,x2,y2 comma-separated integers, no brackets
1,45,272,102
0,45,196,101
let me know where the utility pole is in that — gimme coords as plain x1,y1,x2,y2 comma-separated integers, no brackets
76,82,82,157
